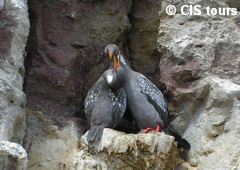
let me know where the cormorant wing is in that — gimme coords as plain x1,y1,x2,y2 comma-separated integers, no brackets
111,88,127,127
84,79,105,122
137,74,169,123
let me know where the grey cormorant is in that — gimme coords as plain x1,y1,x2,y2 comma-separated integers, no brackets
84,69,126,143
104,44,190,150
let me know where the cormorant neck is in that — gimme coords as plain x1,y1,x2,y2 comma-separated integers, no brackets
118,54,130,70
119,54,126,65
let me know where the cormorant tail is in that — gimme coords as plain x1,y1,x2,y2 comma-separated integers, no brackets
87,126,104,143
163,125,191,150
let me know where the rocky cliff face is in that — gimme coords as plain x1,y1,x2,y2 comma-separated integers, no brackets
0,0,29,144
0,0,29,169
0,0,240,169
159,0,240,169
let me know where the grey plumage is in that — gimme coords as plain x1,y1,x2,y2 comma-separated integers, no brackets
137,74,168,123
104,44,190,150
84,69,126,143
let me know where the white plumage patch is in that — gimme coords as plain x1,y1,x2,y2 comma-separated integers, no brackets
106,74,113,83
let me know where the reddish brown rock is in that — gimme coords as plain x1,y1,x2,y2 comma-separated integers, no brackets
24,0,132,121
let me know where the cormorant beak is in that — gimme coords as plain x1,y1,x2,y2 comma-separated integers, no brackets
114,55,121,70
108,51,114,61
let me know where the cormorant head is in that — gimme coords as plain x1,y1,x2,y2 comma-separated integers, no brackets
103,69,125,90
104,44,121,70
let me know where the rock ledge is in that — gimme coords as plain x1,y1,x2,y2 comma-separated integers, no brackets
77,129,184,170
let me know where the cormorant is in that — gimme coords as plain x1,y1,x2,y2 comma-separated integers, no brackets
84,69,126,143
104,44,190,150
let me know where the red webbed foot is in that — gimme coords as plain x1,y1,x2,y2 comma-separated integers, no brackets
143,125,162,133
155,125,162,132
143,127,155,133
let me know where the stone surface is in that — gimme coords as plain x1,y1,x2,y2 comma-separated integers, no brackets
128,0,161,76
23,110,82,170
0,140,28,170
78,129,184,170
158,0,240,169
0,0,29,143
183,76,240,170
159,0,240,91
0,0,4,11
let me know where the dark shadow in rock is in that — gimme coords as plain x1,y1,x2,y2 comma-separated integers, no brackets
115,107,139,134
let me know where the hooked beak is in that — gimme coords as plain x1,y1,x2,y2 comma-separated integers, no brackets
108,51,114,61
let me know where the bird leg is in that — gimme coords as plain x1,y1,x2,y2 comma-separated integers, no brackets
143,125,162,133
